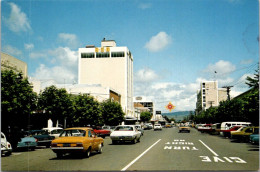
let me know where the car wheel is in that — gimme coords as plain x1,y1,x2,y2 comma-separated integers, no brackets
137,137,141,143
31,147,35,151
56,153,63,158
132,138,137,144
112,140,117,145
86,148,91,158
97,144,103,154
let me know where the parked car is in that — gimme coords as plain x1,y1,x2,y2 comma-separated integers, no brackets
250,134,259,145
179,126,190,133
1,132,12,156
154,124,162,131
17,137,37,151
249,128,259,145
210,123,221,135
42,127,63,139
198,124,213,133
231,126,259,142
220,126,244,138
29,130,55,148
144,123,153,130
102,126,116,133
93,126,111,138
51,127,104,158
110,125,141,144
220,121,251,135
135,125,144,135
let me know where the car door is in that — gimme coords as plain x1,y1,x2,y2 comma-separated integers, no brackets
90,130,99,151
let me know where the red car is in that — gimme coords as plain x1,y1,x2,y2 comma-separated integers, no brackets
93,127,111,138
198,124,213,133
220,126,243,138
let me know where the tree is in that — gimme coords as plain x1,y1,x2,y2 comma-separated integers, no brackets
140,111,152,122
37,85,73,127
1,70,37,131
245,67,259,89
100,99,125,126
73,94,102,126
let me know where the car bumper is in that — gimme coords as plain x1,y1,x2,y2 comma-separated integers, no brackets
110,136,135,141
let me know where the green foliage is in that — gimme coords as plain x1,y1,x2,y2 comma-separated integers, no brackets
100,99,125,126
73,94,102,126
194,88,259,125
37,85,73,125
140,111,152,122
1,70,37,130
245,67,259,89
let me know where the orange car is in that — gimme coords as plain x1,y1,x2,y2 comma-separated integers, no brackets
51,127,104,158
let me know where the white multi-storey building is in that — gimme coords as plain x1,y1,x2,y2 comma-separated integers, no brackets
78,39,134,117
196,81,228,114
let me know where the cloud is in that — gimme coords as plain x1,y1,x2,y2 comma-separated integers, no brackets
24,43,34,50
240,59,253,65
134,68,159,82
29,52,47,59
32,64,77,85
3,2,31,33
138,3,152,9
145,32,172,52
48,47,78,68
203,60,236,75
58,33,79,49
2,45,23,57
32,47,78,85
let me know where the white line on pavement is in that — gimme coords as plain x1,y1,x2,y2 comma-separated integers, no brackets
121,139,161,171
199,140,219,156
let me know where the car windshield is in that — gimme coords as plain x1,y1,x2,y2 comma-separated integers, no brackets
60,129,86,137
31,130,48,135
114,126,133,131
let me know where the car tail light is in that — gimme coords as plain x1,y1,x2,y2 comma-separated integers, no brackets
76,143,83,147
35,138,38,142
8,143,11,148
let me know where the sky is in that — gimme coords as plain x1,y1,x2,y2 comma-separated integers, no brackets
1,0,259,113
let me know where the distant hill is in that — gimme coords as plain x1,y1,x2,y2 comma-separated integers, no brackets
162,111,191,121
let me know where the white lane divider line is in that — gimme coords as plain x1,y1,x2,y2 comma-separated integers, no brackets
121,139,161,171
199,140,219,156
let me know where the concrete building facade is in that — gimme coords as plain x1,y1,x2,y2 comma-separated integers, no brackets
1,52,28,78
78,39,134,117
196,81,228,114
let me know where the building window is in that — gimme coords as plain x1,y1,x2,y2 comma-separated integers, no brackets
111,52,125,57
202,83,205,88
81,53,94,58
96,52,109,58
203,96,206,102
203,90,205,95
203,103,206,107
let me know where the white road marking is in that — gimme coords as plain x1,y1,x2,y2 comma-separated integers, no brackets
199,140,219,156
121,139,161,171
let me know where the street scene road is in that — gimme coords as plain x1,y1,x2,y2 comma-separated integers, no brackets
2,127,259,171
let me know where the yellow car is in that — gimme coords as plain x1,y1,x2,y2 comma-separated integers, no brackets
231,126,259,142
179,126,190,133
51,127,104,158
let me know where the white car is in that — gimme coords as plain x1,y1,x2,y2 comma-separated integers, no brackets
154,124,162,131
110,125,141,144
42,127,63,138
1,132,12,156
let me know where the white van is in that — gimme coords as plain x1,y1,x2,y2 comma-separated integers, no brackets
220,122,251,135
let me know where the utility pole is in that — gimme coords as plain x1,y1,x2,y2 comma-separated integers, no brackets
222,86,233,101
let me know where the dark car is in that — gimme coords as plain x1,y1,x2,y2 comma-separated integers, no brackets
29,130,55,148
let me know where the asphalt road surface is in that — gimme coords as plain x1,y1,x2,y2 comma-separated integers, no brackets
1,127,259,171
